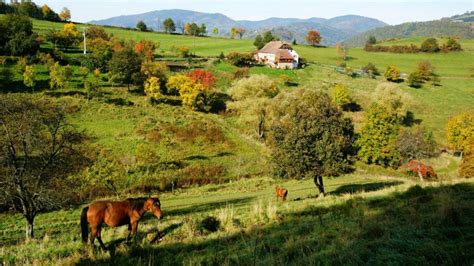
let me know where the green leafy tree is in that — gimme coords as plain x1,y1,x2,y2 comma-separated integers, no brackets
136,20,147,31
367,35,377,45
420,38,440,53
268,89,355,195
0,14,39,56
254,34,264,49
108,46,143,90
212,27,219,35
163,18,176,33
263,31,276,44
41,4,60,21
407,71,423,88
443,37,462,51
357,103,402,167
0,95,90,239
199,24,207,36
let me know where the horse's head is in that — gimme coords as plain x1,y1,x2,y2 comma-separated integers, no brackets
146,197,164,220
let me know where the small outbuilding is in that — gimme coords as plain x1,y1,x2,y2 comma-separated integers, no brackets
255,41,299,69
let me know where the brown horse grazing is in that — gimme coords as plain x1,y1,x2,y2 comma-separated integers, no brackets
275,186,288,201
81,197,163,250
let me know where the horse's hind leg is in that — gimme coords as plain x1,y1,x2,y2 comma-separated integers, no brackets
96,226,107,251
90,226,97,249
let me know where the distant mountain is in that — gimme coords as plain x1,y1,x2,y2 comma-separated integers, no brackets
345,18,474,47
89,10,387,45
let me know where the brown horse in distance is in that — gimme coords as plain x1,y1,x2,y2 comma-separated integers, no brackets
81,197,163,250
275,186,288,201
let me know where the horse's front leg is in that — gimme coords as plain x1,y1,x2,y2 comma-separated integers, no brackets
125,224,132,244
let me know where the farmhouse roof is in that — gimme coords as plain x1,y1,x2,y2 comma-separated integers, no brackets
277,49,294,60
259,41,293,54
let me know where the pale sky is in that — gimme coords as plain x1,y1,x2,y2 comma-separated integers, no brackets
33,0,473,25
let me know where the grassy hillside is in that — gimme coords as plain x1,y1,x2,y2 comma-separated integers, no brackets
1,176,473,265
1,16,473,265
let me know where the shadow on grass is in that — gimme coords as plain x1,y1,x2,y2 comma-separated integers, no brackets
77,183,474,265
166,196,256,217
330,181,403,196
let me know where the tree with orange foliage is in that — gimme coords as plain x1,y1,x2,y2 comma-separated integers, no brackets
134,40,159,62
305,30,321,46
186,69,216,89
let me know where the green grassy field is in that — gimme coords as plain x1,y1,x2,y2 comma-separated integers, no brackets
1,175,473,265
1,17,473,265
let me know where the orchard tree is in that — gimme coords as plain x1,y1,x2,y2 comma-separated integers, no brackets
268,89,355,195
49,62,66,89
235,28,246,39
254,34,264,49
108,46,143,90
163,18,176,33
384,65,401,82
199,24,207,36
0,14,39,56
446,111,473,157
227,75,279,139
41,4,60,21
332,83,351,107
0,95,90,239
144,76,162,101
48,23,82,51
357,103,402,167
335,42,347,61
187,69,216,89
136,20,147,32
367,35,377,45
420,38,440,53
59,7,71,22
23,65,35,90
166,74,210,110
306,30,321,46
134,39,158,62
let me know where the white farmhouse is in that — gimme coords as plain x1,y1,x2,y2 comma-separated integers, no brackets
255,41,299,69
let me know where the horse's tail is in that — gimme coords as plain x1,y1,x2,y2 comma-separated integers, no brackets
81,206,89,243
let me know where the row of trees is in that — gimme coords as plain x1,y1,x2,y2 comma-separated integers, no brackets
0,1,70,22
161,18,208,36
383,60,439,88
365,37,462,53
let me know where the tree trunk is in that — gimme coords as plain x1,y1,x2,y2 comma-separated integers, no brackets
313,175,325,197
25,216,35,240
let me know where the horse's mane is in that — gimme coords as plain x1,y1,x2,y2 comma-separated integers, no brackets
126,197,148,211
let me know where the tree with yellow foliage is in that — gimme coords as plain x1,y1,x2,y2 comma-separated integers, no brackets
167,74,209,110
59,7,71,22
144,77,162,101
48,23,81,51
446,111,474,158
